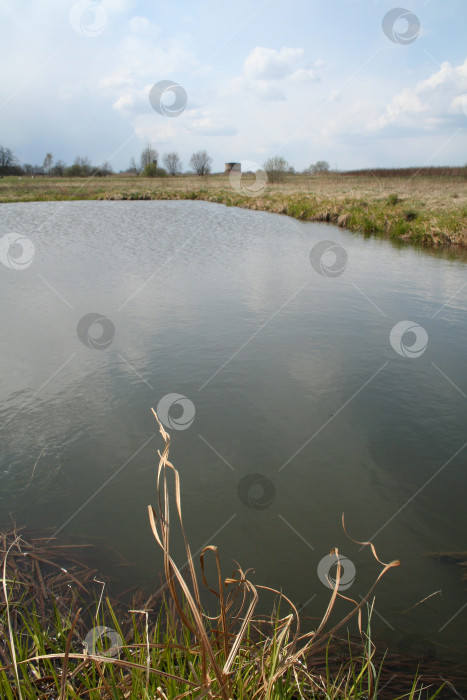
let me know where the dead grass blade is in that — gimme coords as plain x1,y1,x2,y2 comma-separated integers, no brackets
147,409,403,699
59,607,81,700
2,535,24,700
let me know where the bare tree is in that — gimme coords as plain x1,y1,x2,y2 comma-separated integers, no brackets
24,164,44,176
163,151,182,176
308,160,330,174
263,156,290,183
51,160,66,176
140,145,158,170
77,156,93,176
43,152,53,174
0,145,18,174
94,161,113,176
129,156,140,175
65,156,93,177
189,150,212,176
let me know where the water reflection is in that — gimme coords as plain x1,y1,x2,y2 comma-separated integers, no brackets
0,200,466,664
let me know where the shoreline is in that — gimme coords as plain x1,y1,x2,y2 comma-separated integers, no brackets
1,173,467,250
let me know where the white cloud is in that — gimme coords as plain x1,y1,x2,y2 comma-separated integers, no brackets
131,115,180,145
229,46,323,102
328,90,342,102
128,16,160,37
371,57,467,131
185,111,237,136
289,68,320,83
244,47,304,80
101,0,137,12
230,79,287,101
99,24,198,118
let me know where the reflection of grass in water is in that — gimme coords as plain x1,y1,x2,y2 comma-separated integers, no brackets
0,415,458,697
1,171,467,248
428,551,467,584
0,449,63,511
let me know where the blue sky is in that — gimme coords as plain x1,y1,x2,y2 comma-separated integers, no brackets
1,0,467,172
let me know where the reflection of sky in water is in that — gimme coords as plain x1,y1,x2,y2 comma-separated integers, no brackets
0,200,466,664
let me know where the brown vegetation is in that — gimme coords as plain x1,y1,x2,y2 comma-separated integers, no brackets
1,170,467,248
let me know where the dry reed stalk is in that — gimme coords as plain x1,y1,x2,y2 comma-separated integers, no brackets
146,408,402,699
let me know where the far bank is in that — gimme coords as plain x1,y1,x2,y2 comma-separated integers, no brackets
1,170,467,248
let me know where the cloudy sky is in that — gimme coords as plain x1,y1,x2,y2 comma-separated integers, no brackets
1,0,467,172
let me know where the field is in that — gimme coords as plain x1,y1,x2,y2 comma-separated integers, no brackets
1,169,467,248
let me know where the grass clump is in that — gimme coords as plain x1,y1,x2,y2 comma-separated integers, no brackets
390,220,411,238
0,412,463,697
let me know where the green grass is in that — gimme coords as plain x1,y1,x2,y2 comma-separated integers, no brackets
2,589,435,699
0,563,447,699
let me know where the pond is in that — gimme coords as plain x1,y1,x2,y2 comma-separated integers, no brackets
1,200,466,665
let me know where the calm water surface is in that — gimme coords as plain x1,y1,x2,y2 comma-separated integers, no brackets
1,200,466,663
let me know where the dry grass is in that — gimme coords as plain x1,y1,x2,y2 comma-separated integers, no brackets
1,171,467,211
146,409,400,698
1,171,467,248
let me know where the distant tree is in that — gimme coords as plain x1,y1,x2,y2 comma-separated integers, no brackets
129,156,140,175
65,156,93,177
142,162,167,177
23,164,34,175
64,163,80,177
0,145,19,174
263,156,290,183
30,164,44,176
309,160,330,174
140,145,158,171
190,150,212,176
43,152,53,174
94,161,113,177
51,160,66,176
78,156,93,176
163,151,182,176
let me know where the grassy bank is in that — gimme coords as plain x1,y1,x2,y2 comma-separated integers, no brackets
1,170,467,249
1,412,465,698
